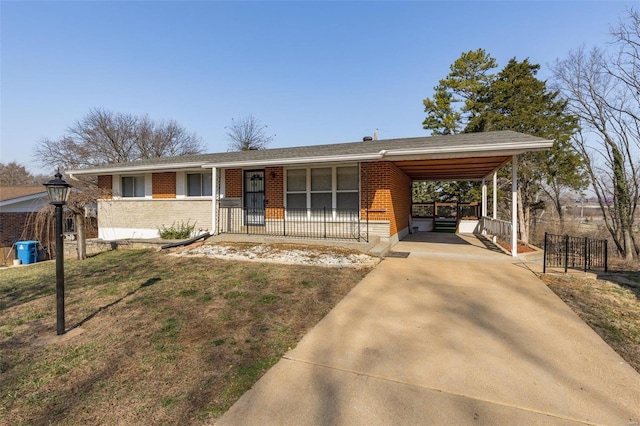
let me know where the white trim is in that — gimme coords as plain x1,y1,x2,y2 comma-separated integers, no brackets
68,161,208,177
203,152,385,170
0,192,48,207
385,141,552,156
511,155,518,257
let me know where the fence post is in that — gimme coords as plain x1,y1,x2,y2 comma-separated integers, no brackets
564,234,569,274
543,232,548,274
584,236,588,273
283,207,286,236
323,207,327,239
604,240,608,272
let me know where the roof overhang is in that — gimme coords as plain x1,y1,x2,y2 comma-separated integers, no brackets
67,162,209,179
65,132,553,181
0,192,48,207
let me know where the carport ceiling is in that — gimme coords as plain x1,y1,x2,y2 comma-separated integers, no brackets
393,156,511,181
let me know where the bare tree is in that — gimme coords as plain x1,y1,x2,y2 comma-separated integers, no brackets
552,10,640,260
225,114,274,151
0,162,47,186
32,108,204,260
34,108,204,170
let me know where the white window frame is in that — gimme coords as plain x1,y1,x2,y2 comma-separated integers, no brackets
284,164,359,220
121,175,146,198
186,172,213,197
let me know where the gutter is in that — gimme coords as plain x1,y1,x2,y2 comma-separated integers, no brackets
67,161,211,179
201,151,388,169
383,140,553,157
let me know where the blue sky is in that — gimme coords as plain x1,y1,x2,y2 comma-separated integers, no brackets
0,1,635,174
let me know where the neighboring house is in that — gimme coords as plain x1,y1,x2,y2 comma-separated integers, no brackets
67,131,553,256
0,186,48,247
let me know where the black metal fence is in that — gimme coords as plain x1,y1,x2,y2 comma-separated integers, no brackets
543,232,608,273
217,207,368,241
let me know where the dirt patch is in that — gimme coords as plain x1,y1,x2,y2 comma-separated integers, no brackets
541,270,640,373
0,248,372,424
497,239,537,254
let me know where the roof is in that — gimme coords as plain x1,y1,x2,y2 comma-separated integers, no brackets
67,130,553,181
0,186,47,202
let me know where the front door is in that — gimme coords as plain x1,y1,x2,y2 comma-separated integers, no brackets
244,170,265,225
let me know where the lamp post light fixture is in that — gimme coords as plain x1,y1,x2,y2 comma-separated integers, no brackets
44,172,72,335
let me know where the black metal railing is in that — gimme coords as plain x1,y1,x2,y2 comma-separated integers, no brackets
543,232,608,273
217,207,368,241
411,202,481,219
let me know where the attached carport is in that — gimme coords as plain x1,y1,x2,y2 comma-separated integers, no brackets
383,150,524,257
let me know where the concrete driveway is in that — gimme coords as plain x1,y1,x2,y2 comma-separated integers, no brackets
217,233,640,425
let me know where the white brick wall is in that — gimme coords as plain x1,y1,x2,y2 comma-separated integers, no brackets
98,199,212,239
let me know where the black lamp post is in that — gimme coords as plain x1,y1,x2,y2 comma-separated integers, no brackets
44,172,72,335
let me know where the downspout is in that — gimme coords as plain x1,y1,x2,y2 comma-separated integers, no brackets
511,156,518,257
211,167,218,235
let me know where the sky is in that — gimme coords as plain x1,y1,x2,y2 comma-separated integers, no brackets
0,0,636,175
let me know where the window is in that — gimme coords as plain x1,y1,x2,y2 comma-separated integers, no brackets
336,166,359,210
187,173,212,196
122,176,145,197
285,165,359,212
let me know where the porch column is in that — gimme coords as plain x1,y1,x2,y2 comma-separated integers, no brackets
481,179,487,217
481,179,487,235
492,172,497,243
211,167,218,235
492,172,497,219
511,156,518,257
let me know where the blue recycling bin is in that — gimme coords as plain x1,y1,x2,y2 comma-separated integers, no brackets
16,241,39,265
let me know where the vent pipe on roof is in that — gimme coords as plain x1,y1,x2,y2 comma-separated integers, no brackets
374,129,378,141
363,136,373,142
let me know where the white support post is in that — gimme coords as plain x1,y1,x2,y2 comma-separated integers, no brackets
492,172,497,243
211,167,218,235
481,179,487,235
511,156,518,257
492,172,497,220
481,179,487,217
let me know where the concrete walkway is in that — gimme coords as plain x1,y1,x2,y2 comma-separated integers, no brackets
217,233,640,425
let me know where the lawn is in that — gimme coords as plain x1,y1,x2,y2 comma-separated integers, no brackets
0,248,371,425
541,264,640,374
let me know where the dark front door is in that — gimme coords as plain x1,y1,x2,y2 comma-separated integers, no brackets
244,170,265,225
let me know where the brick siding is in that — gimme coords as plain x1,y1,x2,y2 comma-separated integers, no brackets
361,161,411,237
0,212,33,247
97,175,113,199
265,167,284,219
225,169,243,198
152,172,176,199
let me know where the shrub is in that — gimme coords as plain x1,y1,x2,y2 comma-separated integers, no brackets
158,220,196,240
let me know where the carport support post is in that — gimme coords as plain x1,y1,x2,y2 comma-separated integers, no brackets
481,179,487,217
492,172,497,243
511,155,518,257
481,179,487,235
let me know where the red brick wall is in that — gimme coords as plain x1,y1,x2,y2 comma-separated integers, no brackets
225,169,243,198
152,172,176,199
360,161,411,236
0,212,32,247
97,175,113,199
265,167,284,219
389,162,412,236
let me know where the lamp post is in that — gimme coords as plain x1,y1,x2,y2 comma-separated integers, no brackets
44,172,72,335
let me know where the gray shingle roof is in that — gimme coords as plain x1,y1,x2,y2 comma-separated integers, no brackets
67,131,552,175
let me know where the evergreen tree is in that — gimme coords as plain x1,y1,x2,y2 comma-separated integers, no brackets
423,52,587,243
